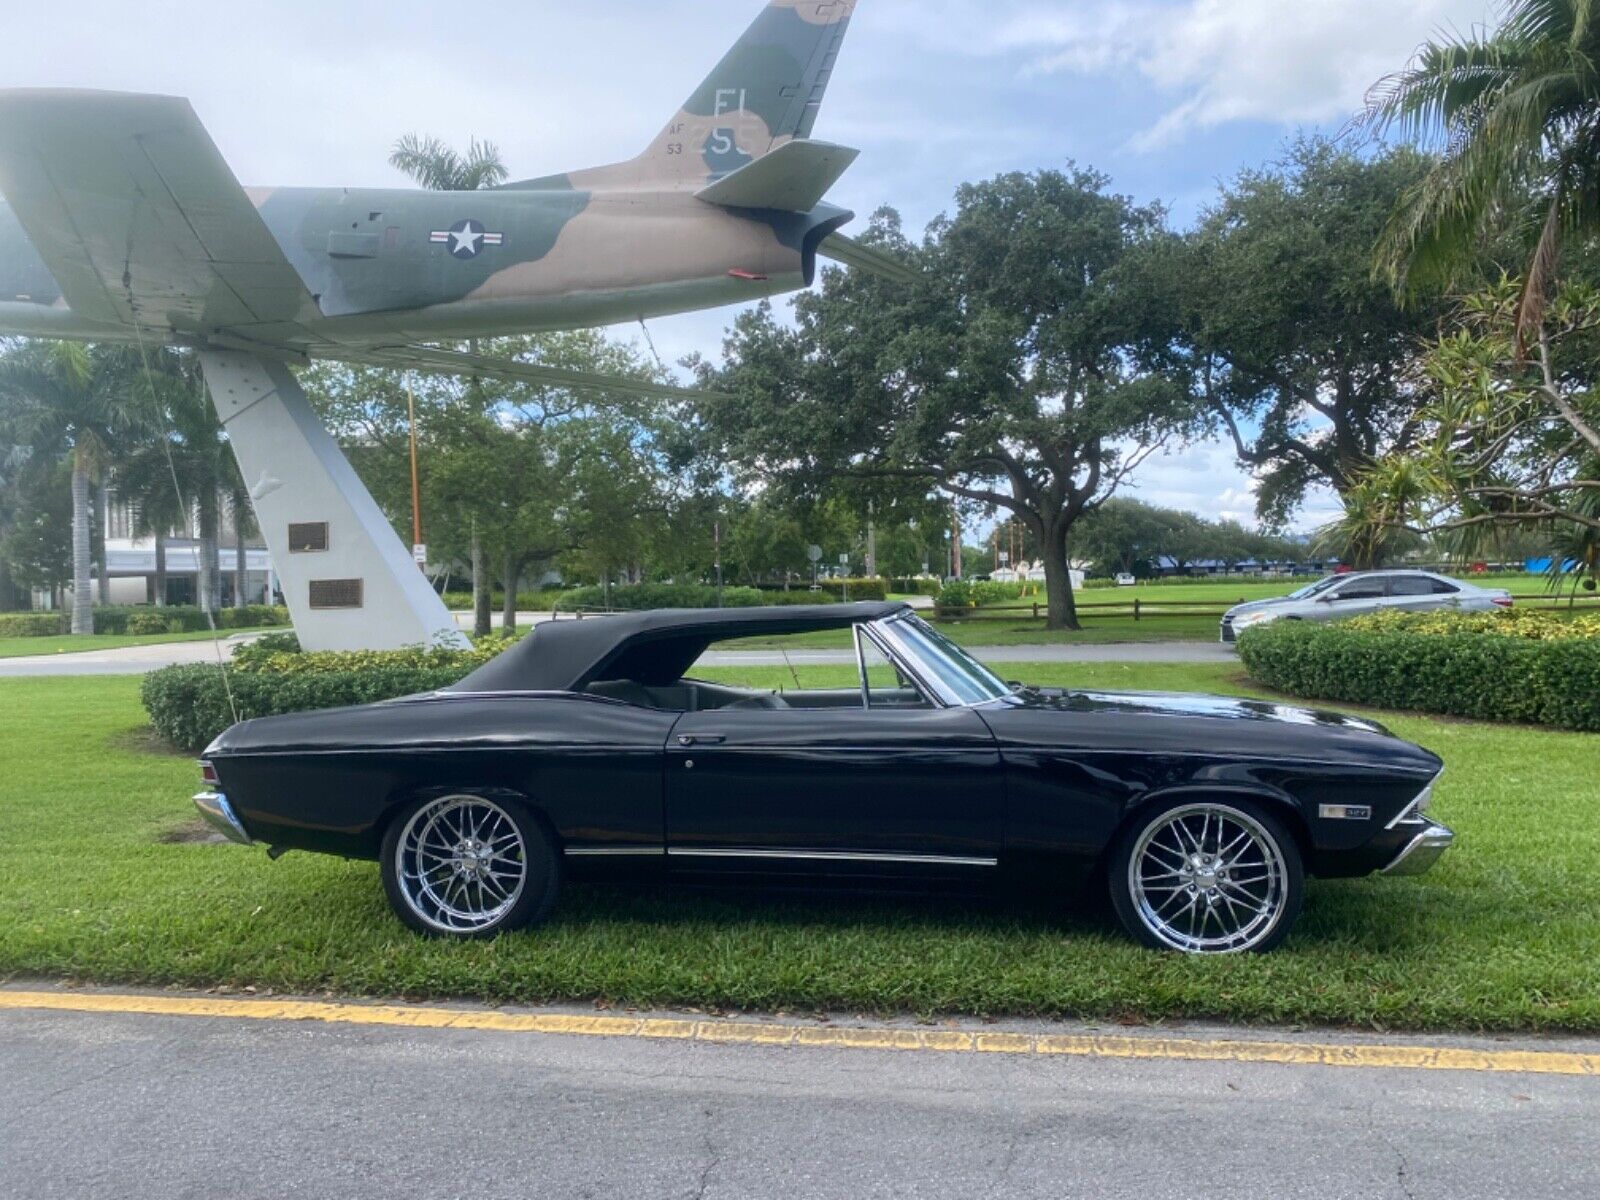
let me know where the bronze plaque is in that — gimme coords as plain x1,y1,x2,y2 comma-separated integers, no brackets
309,578,363,610
288,522,329,553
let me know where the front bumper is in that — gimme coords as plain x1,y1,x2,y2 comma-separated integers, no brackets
194,792,253,846
1382,818,1454,876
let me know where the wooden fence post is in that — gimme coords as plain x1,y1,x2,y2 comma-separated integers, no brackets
1134,598,1140,622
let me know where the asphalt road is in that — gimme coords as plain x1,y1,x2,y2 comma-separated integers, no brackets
2,994,1595,1200
0,635,1235,677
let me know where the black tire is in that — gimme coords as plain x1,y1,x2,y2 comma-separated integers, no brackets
1108,797,1304,954
380,792,560,939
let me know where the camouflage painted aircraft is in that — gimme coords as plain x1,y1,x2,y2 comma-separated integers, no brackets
0,0,906,400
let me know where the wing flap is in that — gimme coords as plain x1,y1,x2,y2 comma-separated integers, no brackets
695,139,859,213
0,89,316,333
333,343,727,403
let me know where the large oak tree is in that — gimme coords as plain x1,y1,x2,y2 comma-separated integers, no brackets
702,169,1196,630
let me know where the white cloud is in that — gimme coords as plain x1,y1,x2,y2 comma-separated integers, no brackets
1118,438,1341,533
919,0,1495,149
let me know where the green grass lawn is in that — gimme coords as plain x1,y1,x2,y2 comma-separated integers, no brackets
0,627,280,659
729,614,1222,650
1,663,1595,1030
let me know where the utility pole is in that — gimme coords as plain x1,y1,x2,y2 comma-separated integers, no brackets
407,381,424,572
714,520,724,607
865,500,876,579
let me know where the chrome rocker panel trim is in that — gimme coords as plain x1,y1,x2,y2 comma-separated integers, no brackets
193,792,253,846
1382,818,1454,877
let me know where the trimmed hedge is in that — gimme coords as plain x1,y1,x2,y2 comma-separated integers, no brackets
1,605,294,639
1238,611,1600,732
143,635,515,752
0,613,64,637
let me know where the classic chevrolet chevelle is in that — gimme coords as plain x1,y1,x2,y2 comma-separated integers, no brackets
196,603,1453,954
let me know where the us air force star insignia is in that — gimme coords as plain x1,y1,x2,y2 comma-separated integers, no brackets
429,219,505,260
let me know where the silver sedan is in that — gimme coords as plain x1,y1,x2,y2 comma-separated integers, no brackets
1221,570,1514,643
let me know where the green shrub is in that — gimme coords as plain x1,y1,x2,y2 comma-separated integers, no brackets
889,577,943,597
1238,612,1600,732
559,583,770,611
125,611,172,635
937,579,973,609
144,632,517,751
754,589,838,606
0,613,65,638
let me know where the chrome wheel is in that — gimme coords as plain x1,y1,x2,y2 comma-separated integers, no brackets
395,795,527,934
1128,803,1289,954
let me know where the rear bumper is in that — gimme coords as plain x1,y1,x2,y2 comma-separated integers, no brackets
1382,818,1454,876
193,792,253,846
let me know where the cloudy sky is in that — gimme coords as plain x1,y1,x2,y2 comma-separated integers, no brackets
4,0,1498,530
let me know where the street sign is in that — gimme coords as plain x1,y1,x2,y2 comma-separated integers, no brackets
839,554,849,567
807,544,823,563
412,544,428,567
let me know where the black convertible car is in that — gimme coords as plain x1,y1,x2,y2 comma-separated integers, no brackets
196,603,1453,954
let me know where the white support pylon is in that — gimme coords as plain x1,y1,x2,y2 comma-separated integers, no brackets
200,350,469,652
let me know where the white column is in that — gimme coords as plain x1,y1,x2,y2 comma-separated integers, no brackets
200,350,469,652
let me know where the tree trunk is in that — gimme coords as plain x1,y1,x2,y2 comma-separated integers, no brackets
1040,518,1080,632
198,494,220,616
95,481,111,606
501,548,518,635
70,453,93,635
471,522,491,639
154,532,167,607
233,513,247,609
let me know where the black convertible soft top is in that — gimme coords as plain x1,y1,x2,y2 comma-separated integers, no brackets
449,602,910,693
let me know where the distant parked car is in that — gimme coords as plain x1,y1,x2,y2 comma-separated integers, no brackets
1115,573,1137,587
1221,570,1513,643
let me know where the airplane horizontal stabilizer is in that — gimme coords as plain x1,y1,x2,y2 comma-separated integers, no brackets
335,344,728,403
817,233,920,285
0,89,317,333
695,140,859,213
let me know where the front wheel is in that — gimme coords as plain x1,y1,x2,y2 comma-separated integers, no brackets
1109,799,1303,954
380,793,560,938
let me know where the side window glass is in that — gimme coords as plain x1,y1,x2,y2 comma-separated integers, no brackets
1431,578,1460,595
1389,576,1433,597
857,631,930,709
1332,579,1386,602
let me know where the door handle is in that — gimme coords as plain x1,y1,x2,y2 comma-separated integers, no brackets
677,734,726,746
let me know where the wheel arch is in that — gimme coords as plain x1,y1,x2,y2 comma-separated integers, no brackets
374,783,564,856
1103,784,1313,869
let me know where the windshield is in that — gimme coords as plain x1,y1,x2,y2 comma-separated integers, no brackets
1286,575,1341,601
876,613,1011,706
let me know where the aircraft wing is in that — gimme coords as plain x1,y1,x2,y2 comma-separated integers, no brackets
817,233,920,285
0,89,317,333
336,343,727,403
696,140,859,213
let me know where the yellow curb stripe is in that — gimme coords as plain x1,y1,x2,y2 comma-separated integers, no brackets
0,990,1595,1077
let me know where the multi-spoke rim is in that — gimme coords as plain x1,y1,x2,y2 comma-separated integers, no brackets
396,795,527,934
1129,803,1287,954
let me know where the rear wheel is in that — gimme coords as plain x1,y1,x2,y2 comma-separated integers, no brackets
1109,799,1303,954
380,793,559,938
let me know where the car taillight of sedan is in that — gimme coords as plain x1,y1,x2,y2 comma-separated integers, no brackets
1492,595,1514,608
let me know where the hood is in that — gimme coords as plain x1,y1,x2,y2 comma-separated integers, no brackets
988,687,1443,776
1225,596,1296,617
1007,687,1389,732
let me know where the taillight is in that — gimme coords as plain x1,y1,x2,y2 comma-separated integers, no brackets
199,760,219,786
1492,596,1513,608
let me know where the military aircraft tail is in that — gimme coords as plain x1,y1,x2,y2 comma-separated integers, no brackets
634,0,858,184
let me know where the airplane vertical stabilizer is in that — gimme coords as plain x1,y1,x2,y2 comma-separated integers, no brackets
634,0,857,184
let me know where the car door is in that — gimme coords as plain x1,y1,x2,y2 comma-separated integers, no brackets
1387,573,1456,614
663,630,1003,879
1316,574,1389,621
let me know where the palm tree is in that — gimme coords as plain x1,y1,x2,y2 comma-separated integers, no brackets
389,135,508,192
1364,0,1600,347
390,132,508,638
0,343,145,633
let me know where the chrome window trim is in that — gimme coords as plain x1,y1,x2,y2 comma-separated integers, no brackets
666,847,997,868
564,845,666,857
854,620,944,709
